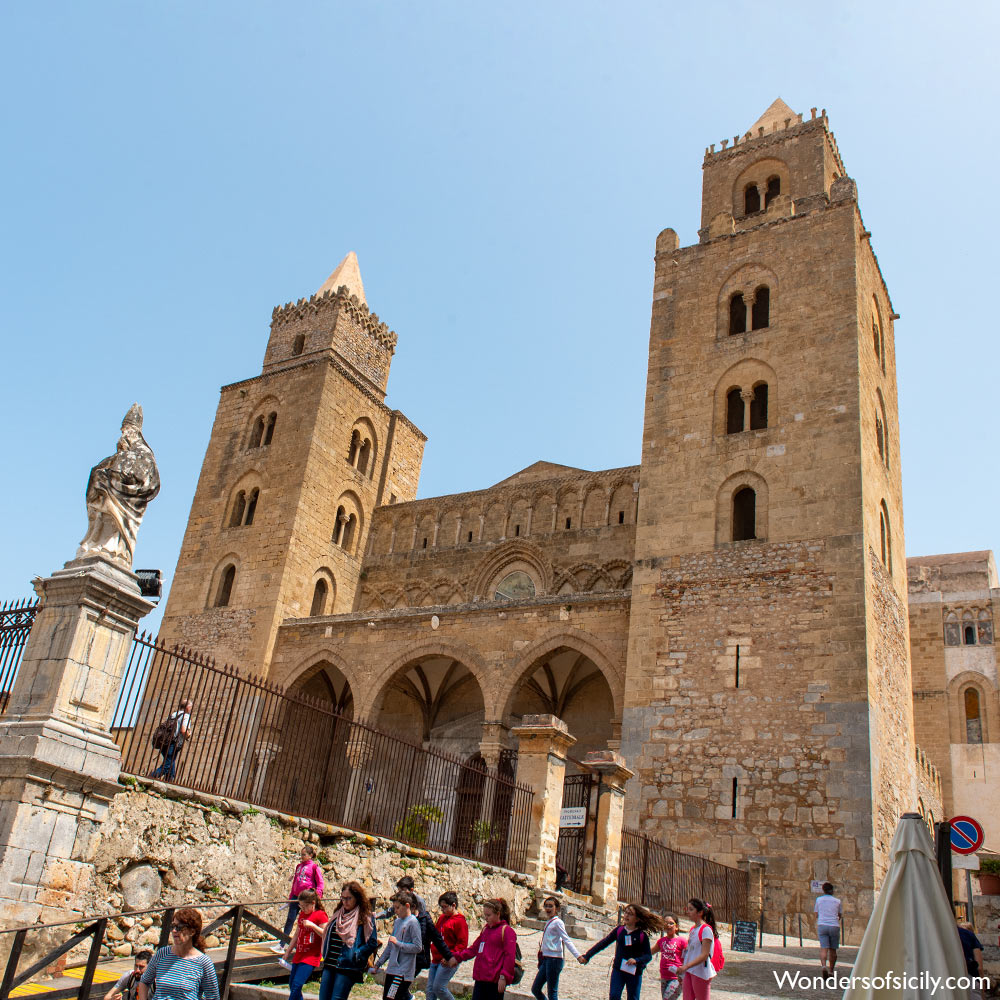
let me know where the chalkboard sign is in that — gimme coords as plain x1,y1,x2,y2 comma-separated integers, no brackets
732,920,757,954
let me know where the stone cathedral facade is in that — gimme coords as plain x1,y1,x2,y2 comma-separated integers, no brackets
160,100,963,920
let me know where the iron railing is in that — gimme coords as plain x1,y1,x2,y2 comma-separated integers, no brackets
0,900,290,1000
0,598,39,713
113,633,533,870
619,827,751,920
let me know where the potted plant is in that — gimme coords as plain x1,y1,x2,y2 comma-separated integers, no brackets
977,857,1000,895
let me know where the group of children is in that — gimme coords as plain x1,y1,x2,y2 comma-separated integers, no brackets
274,845,723,1000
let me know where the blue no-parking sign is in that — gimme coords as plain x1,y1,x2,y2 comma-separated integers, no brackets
950,815,984,855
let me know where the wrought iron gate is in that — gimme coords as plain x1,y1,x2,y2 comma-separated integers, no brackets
556,771,600,894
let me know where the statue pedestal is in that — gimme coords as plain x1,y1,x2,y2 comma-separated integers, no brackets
0,555,153,925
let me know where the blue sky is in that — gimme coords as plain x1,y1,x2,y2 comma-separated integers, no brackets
2,1,997,631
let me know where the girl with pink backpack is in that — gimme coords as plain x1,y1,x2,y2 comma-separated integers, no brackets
668,899,723,999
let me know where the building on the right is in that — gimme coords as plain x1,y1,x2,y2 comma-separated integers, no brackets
908,551,1000,855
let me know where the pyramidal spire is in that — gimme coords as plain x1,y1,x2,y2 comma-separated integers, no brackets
317,251,366,305
749,97,797,134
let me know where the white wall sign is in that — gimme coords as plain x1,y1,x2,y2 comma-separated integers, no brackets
810,879,825,894
560,807,587,829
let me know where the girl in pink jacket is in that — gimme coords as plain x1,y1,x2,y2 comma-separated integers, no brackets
450,898,517,999
273,845,325,952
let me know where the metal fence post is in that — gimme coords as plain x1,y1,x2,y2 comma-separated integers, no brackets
798,914,802,947
77,919,108,1000
782,912,786,947
158,908,176,948
219,906,243,1000
0,928,27,1000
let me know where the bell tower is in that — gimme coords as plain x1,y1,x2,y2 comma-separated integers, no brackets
622,101,914,918
159,253,426,674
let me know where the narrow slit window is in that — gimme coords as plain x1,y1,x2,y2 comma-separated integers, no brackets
422,537,428,549
309,579,328,617
732,487,756,541
215,565,236,608
618,510,625,524
467,531,473,543
731,777,739,818
514,524,520,536
565,517,572,530
735,645,740,688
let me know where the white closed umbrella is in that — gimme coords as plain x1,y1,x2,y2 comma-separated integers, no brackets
844,812,970,999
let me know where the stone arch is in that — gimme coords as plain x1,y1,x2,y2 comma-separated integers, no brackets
508,498,530,538
470,540,552,601
603,559,632,589
358,586,387,611
439,508,463,547
715,470,769,544
556,487,580,532
332,490,364,554
948,670,998,745
713,359,778,437
244,395,282,449
306,567,336,617
532,492,556,534
207,553,241,609
732,157,790,219
347,416,379,479
365,641,491,757
608,480,637,526
416,512,437,550
285,649,357,717
582,485,607,527
717,263,779,339
482,500,507,542
499,629,624,754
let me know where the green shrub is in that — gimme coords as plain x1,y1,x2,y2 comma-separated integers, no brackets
979,857,1000,875
394,804,443,846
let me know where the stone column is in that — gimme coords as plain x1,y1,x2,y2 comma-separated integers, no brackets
512,714,575,888
582,749,633,906
744,856,768,921
0,556,154,924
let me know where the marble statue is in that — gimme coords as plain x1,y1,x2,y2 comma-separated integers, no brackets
76,403,160,569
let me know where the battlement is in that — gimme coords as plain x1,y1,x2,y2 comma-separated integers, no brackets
703,105,846,179
270,285,398,354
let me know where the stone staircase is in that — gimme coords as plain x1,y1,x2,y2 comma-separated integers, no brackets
518,888,616,941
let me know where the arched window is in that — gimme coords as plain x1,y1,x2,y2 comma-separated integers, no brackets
879,501,892,571
962,612,977,645
333,505,347,545
244,488,259,526
358,438,372,477
215,565,236,608
341,513,357,553
872,313,881,360
729,293,747,335
292,334,305,357
732,488,756,541
229,491,246,527
944,612,961,646
965,688,983,744
309,579,329,617
263,412,277,446
347,431,361,466
749,383,768,430
977,609,994,645
751,286,770,330
875,411,885,462
764,176,780,207
726,388,745,434
249,417,265,449
744,184,760,215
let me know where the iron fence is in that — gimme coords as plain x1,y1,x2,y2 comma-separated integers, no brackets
619,827,751,920
0,598,39,713
113,633,533,870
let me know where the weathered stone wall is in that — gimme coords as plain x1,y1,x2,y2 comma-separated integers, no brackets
84,778,534,957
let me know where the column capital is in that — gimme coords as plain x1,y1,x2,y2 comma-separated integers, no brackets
582,750,634,790
511,715,576,757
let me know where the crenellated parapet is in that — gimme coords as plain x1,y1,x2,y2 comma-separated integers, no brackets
271,284,397,352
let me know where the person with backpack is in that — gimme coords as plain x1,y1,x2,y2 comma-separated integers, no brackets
651,915,686,999
426,892,468,1000
668,899,720,1000
448,898,518,999
282,889,329,1000
272,845,325,952
150,699,192,781
318,881,379,1000
105,951,153,1000
531,896,581,1000
375,877,426,920
581,903,659,1000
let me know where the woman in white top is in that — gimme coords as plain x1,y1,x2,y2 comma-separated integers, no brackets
670,899,716,1000
530,897,581,1000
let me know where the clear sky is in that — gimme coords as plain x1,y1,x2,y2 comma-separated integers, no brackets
2,1,997,632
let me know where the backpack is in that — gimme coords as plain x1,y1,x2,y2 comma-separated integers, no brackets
500,924,524,985
151,714,177,750
698,924,724,972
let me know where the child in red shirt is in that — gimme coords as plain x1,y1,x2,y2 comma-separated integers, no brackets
428,891,469,1000
652,915,686,999
283,889,329,1000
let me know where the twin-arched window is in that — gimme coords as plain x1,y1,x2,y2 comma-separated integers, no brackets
229,488,259,527
726,383,769,433
333,505,358,552
347,428,375,478
249,412,277,449
729,286,770,334
743,176,781,215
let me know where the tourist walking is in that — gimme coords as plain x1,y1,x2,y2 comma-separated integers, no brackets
375,876,426,920
812,882,842,981
531,896,580,1000
651,915,685,1000
318,881,379,1000
581,902,658,1000
449,898,517,999
138,908,219,1000
374,890,422,999
426,892,468,1000
150,699,192,782
282,889,328,1000
105,951,152,1000
272,845,325,952
669,899,717,1000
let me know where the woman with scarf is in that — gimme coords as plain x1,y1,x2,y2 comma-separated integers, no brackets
318,882,379,1000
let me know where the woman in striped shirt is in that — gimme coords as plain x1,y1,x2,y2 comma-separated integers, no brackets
139,908,219,1000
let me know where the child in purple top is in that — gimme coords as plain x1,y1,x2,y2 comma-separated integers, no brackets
273,845,325,951
652,915,686,1000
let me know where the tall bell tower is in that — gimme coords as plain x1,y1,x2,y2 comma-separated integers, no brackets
159,253,426,674
622,100,916,917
